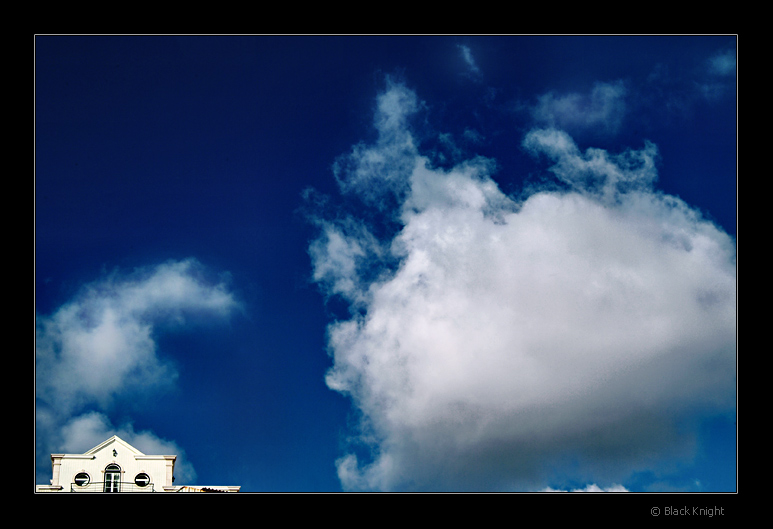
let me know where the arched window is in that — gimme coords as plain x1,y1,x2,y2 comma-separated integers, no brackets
104,464,121,492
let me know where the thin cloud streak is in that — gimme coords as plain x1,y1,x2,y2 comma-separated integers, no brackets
458,44,482,79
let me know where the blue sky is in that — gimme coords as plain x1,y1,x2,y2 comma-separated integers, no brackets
35,36,736,493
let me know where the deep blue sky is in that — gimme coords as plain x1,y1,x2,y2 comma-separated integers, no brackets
35,36,736,493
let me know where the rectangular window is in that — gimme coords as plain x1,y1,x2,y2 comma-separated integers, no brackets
104,473,120,492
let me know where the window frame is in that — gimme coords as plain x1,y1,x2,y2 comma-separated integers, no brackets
103,464,121,492
73,472,90,487
134,472,151,488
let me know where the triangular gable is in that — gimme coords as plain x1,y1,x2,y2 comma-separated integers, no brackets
84,435,145,457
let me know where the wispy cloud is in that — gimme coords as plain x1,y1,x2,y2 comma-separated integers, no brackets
35,258,239,484
332,79,419,212
707,49,736,77
699,48,737,101
458,44,481,79
531,80,627,137
308,81,736,491
522,127,658,201
644,47,737,118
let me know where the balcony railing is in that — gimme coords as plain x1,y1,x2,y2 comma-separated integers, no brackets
70,481,155,492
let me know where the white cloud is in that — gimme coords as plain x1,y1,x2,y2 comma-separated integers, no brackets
532,81,627,136
36,258,238,412
35,258,238,485
541,484,629,492
310,82,736,491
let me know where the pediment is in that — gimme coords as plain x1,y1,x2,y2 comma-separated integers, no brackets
84,435,145,457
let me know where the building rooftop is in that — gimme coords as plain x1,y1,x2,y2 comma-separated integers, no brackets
36,435,239,492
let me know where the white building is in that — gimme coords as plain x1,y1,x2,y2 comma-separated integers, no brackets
36,435,240,492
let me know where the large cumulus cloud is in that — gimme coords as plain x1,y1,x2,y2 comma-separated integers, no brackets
308,81,736,491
